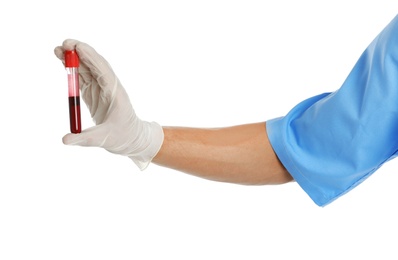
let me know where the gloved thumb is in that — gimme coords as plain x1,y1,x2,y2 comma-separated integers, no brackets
62,125,109,147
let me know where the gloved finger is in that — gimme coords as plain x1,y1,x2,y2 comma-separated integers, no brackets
54,46,64,61
54,39,111,80
62,124,110,148
55,39,114,80
65,39,119,102
62,39,80,51
55,39,119,97
74,41,117,86
54,40,92,87
80,79,110,125
54,39,81,61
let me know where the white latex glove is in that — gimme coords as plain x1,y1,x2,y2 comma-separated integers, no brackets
54,39,164,170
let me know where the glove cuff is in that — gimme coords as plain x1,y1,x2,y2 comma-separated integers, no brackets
128,121,164,170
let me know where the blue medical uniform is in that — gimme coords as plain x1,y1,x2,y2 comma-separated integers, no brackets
266,15,398,206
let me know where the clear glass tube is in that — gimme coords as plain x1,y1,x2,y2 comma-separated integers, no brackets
66,66,81,133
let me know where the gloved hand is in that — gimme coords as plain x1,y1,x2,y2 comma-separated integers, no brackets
54,39,164,170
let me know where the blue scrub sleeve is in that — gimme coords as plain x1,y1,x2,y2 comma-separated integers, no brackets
266,14,398,206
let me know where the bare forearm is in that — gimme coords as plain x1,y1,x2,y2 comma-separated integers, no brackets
152,122,292,185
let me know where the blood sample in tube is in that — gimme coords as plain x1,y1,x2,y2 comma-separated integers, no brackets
65,50,81,134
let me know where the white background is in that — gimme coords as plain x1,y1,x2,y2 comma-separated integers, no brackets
1,1,398,259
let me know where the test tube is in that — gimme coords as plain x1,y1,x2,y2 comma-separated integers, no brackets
65,50,81,134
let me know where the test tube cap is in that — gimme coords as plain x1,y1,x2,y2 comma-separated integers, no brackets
65,50,79,68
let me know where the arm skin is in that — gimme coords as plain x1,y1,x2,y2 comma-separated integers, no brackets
152,122,293,185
